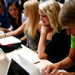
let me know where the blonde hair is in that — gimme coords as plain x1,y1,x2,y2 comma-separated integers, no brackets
39,0,61,37
23,0,40,38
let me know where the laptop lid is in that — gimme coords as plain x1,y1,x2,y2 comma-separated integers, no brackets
18,53,41,75
5,55,41,75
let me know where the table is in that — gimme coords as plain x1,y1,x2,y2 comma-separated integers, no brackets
0,45,52,75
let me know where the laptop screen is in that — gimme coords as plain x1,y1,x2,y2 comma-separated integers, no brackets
7,59,29,75
6,54,41,75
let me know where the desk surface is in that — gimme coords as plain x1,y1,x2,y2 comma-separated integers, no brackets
6,45,52,70
0,45,51,75
0,45,65,75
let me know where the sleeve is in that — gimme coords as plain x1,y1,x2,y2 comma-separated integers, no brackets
6,14,11,28
71,35,75,49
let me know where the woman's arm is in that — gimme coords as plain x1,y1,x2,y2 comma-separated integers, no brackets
20,35,27,41
0,20,27,38
37,25,50,59
56,72,75,75
0,28,10,33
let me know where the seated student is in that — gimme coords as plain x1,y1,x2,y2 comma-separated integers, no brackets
7,0,27,41
41,0,75,75
0,0,11,33
8,0,23,31
37,0,70,64
0,0,42,51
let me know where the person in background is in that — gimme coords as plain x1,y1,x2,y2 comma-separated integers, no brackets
41,0,75,75
7,0,27,41
8,0,22,31
0,0,11,32
36,0,70,65
0,0,41,51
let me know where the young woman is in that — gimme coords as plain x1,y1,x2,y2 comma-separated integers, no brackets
22,0,41,51
0,0,41,51
8,0,21,30
37,0,70,64
7,0,25,39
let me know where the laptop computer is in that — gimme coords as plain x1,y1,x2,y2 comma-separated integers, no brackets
5,55,41,75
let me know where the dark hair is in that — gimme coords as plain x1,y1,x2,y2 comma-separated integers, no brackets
21,0,28,11
0,0,5,6
8,0,22,30
58,0,75,27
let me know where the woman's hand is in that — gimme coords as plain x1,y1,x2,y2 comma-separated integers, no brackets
0,28,10,33
0,31,5,38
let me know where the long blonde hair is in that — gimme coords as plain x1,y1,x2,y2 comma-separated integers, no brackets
23,0,40,38
39,0,61,37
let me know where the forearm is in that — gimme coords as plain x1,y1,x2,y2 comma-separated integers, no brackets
20,36,27,41
70,72,75,75
6,28,23,37
38,44,48,59
2,28,10,33
6,31,18,37
6,23,25,37
55,56,74,69
0,28,10,33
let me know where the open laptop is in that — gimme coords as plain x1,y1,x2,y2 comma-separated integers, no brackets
5,55,41,75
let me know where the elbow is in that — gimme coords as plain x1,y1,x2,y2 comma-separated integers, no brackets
38,55,43,59
38,54,45,59
38,52,48,59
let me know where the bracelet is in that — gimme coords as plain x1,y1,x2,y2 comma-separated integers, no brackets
4,33,7,37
